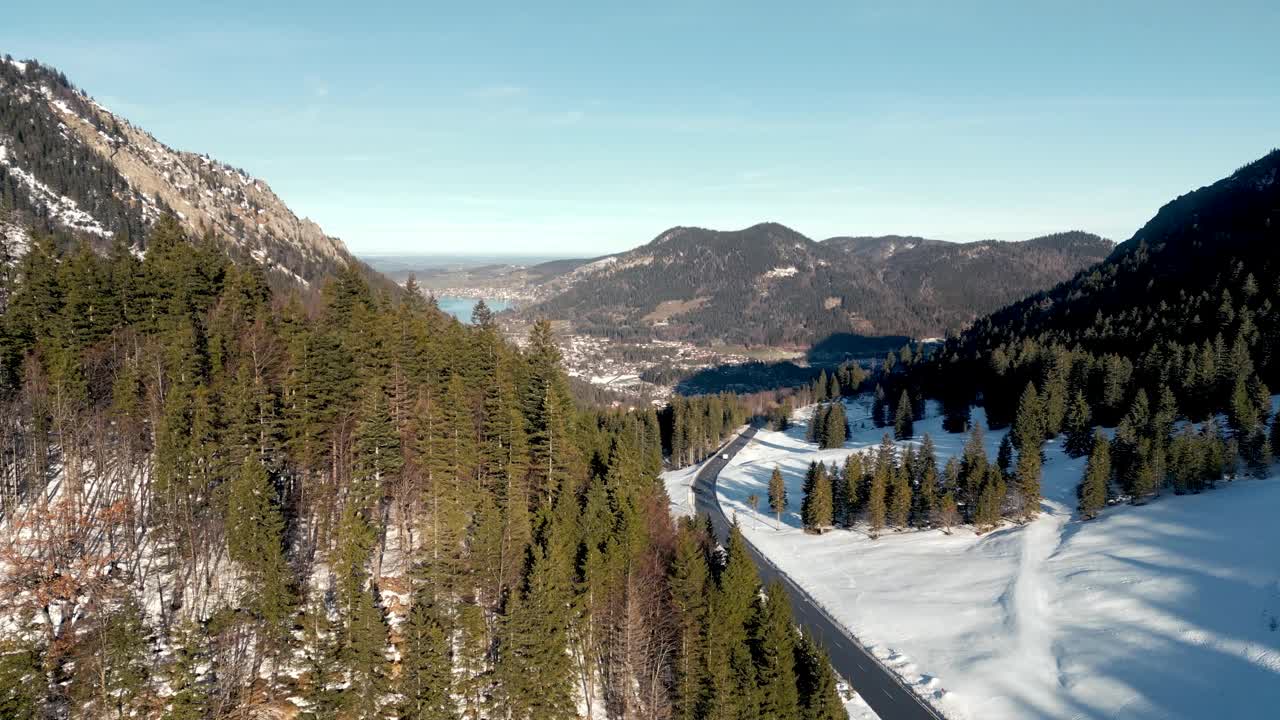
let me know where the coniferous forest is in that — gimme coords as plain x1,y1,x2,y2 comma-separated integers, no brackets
0,218,846,719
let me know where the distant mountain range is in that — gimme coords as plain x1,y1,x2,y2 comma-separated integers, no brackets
512,224,1114,347
0,56,368,287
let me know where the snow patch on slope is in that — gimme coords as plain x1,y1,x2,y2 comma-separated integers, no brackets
0,142,113,238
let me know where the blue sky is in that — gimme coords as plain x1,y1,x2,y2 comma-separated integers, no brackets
4,2,1277,255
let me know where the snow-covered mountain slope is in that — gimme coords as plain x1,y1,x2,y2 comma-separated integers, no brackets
715,397,1280,720
0,55,358,287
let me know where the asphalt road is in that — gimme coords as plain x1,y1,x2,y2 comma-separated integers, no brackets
693,426,943,720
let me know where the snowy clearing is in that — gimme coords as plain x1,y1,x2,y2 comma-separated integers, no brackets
716,397,1280,720
660,461,703,519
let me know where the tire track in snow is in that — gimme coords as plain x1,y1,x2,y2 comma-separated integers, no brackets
1006,488,1073,693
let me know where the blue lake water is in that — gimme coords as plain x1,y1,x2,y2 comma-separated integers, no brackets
437,296,513,322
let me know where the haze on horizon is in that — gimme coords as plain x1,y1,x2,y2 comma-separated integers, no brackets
4,1,1277,256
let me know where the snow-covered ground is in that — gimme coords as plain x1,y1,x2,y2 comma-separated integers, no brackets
716,397,1280,720
660,460,703,519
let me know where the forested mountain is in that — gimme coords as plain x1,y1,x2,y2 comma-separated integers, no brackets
0,55,368,288
861,149,1280,526
921,148,1280,423
0,216,846,719
517,223,1111,347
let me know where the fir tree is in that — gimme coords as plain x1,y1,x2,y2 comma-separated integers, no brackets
794,629,844,720
752,581,801,720
398,596,457,720
341,587,391,719
973,467,1005,532
671,522,711,720
866,436,891,537
705,525,762,720
894,389,914,440
225,455,295,648
821,401,848,448
912,434,939,527
1015,444,1042,520
163,622,211,720
802,462,833,532
997,433,1014,475
888,456,912,529
495,535,576,720
1063,391,1094,457
1078,432,1110,519
841,452,864,524
768,466,788,527
1012,381,1045,452
958,424,989,515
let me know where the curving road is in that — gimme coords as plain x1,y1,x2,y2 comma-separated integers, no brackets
693,426,943,720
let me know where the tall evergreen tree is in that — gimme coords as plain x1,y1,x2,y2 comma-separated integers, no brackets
866,436,892,536
752,581,801,720
802,463,833,532
1062,391,1094,457
398,596,457,720
1078,431,1111,519
1015,444,1042,520
768,466,788,527
794,629,845,720
894,389,914,440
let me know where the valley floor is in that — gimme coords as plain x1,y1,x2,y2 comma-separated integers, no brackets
713,398,1280,720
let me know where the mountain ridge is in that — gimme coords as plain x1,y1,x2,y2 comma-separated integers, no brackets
0,55,365,288
515,222,1113,347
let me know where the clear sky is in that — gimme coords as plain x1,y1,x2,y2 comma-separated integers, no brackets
4,2,1277,255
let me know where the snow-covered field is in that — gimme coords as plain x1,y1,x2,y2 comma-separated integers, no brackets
716,397,1280,720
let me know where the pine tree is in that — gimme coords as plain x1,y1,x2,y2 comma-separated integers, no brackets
671,523,711,720
1078,431,1110,519
841,452,864,524
163,622,211,720
888,457,912,529
1063,391,1094,457
1015,444,1042,520
894,389,914,440
872,384,888,428
1012,381,1045,452
912,434,938,527
225,455,295,648
866,436,891,536
705,525,761,720
300,601,344,719
398,595,457,720
996,433,1014,475
821,402,848,448
802,463,833,532
806,403,823,444
341,587,391,719
768,466,787,527
752,581,801,720
795,629,844,720
495,534,576,720
973,467,1005,532
958,423,988,516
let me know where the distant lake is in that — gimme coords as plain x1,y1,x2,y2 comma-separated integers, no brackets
437,296,513,322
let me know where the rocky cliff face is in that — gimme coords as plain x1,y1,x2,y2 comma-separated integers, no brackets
0,55,356,287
